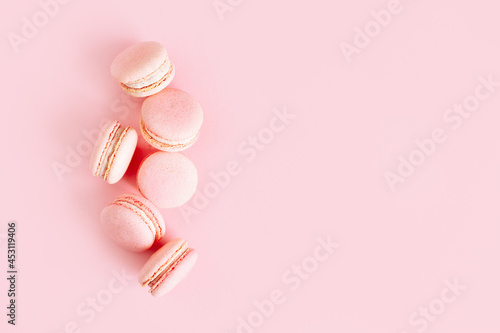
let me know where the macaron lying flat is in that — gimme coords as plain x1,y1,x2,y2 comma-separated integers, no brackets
141,88,203,152
138,238,198,297
100,193,165,252
111,41,175,98
137,152,198,209
90,120,137,184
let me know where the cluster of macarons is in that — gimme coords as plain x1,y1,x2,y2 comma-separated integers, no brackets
89,41,202,297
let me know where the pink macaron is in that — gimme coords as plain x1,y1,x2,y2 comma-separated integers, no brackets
137,152,198,208
100,193,166,252
90,120,138,184
111,41,175,98
138,238,198,297
140,88,203,152
137,152,198,209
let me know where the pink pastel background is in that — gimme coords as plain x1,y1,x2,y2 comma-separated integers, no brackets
1,0,499,332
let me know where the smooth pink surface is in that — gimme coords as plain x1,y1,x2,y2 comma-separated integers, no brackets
100,193,166,252
2,0,500,332
138,238,198,297
141,88,203,151
137,152,198,208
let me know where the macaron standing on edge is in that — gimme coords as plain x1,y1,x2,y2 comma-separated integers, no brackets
137,152,198,209
100,193,166,252
90,120,138,184
138,238,198,297
111,41,176,98
140,88,203,152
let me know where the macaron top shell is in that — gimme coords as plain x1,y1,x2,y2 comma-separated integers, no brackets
141,88,203,151
138,238,198,297
137,152,198,209
100,193,165,252
90,120,138,184
111,41,168,84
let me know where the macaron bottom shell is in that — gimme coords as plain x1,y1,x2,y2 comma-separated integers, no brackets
140,118,199,152
121,62,175,98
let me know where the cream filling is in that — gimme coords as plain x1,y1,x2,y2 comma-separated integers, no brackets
144,124,198,148
116,200,156,236
99,127,124,178
148,242,189,288
124,59,171,89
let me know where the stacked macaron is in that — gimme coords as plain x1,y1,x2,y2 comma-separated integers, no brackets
89,41,202,297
